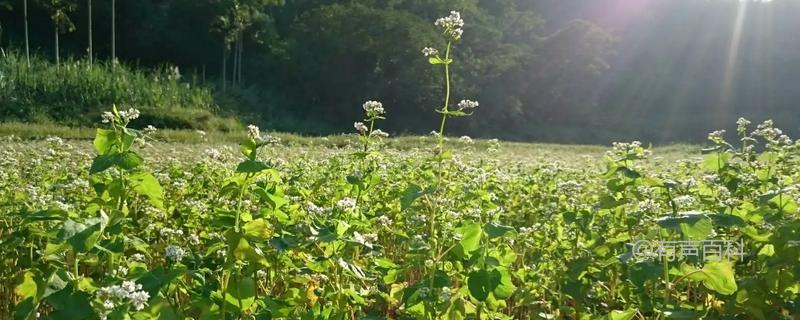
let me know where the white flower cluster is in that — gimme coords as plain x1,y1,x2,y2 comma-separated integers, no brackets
370,129,389,138
708,130,726,144
247,124,261,141
305,202,326,215
672,195,696,209
165,245,186,262
457,99,479,110
96,281,150,317
204,148,225,161
435,11,464,40
422,47,439,57
736,117,751,133
638,199,661,213
262,135,282,145
101,111,115,123
363,100,385,118
336,197,357,211
167,66,181,81
159,227,184,238
487,138,500,153
459,135,473,144
608,141,652,160
377,215,393,226
119,108,140,122
353,231,378,249
354,122,368,134
143,125,157,134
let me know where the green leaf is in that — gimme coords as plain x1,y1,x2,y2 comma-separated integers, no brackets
243,219,272,241
226,277,257,312
240,139,258,160
117,152,144,170
456,222,482,258
46,284,93,320
467,269,493,302
128,171,164,209
66,222,104,253
90,154,118,174
236,160,271,173
401,184,428,210
94,128,116,155
484,223,514,239
608,309,637,320
492,267,516,299
466,268,513,302
428,56,445,64
702,152,731,172
680,260,737,295
14,271,39,320
656,212,713,240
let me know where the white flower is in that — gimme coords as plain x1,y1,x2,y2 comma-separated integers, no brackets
354,122,368,134
189,234,200,245
101,111,115,123
128,290,150,311
708,130,726,143
256,270,268,279
130,253,145,262
459,135,473,144
143,125,157,134
736,117,751,132
118,108,140,122
113,266,129,277
336,197,357,211
370,129,389,138
377,215,392,226
672,195,696,209
441,287,452,302
247,124,261,141
353,231,378,249
363,100,385,117
261,135,281,145
165,245,186,262
422,47,439,57
305,202,325,215
457,99,479,110
96,281,149,312
435,11,465,40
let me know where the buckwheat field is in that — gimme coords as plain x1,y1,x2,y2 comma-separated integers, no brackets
2,8,800,320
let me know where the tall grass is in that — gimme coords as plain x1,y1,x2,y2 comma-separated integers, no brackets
0,51,240,131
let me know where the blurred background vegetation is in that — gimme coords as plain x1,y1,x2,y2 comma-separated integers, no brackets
0,0,796,144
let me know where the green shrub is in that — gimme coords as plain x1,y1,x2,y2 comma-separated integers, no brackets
0,51,240,131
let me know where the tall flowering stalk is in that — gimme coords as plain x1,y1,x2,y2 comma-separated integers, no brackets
419,11,481,318
423,11,479,154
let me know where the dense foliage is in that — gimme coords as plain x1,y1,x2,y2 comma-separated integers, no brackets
2,109,800,319
2,0,798,143
0,52,240,131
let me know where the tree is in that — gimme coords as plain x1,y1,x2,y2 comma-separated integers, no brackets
24,0,29,66
42,0,77,66
87,0,91,63
0,1,10,51
212,0,284,90
110,0,114,63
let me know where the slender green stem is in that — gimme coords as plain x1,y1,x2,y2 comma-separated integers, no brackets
436,42,453,150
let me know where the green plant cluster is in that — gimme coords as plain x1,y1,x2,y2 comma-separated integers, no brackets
0,52,239,131
1,11,800,320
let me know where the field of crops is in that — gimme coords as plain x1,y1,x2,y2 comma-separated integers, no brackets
1,108,799,319
2,9,800,320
